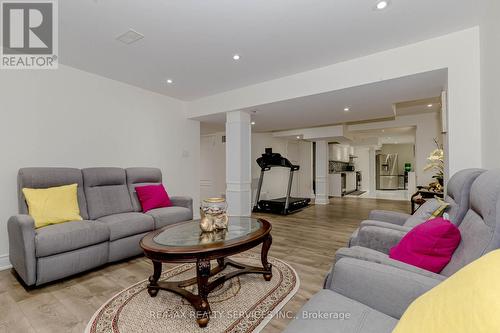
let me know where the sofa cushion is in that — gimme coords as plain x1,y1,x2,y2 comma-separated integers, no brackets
389,217,461,273
83,168,134,219
126,167,162,212
18,167,89,219
283,289,397,333
348,227,360,247
23,184,83,228
97,212,154,241
135,184,172,213
147,206,192,229
35,220,110,257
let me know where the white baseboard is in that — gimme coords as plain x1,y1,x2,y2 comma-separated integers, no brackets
0,254,12,271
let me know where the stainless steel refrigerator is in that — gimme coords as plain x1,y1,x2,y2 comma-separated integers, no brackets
376,153,399,190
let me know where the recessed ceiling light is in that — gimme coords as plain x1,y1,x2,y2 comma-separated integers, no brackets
375,1,389,10
233,54,241,60
296,136,301,139
251,121,256,125
427,104,433,108
344,107,350,112
166,79,173,84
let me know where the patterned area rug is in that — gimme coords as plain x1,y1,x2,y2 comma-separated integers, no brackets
86,253,299,333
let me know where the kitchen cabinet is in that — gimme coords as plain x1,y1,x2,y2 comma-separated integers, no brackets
329,172,357,197
329,144,352,163
345,172,356,193
330,174,343,197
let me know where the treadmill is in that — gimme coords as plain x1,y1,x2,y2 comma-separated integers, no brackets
253,148,311,215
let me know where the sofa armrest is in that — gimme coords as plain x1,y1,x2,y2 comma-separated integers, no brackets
170,196,193,213
330,258,441,319
335,246,446,281
357,225,408,254
368,210,411,225
359,220,412,233
7,215,37,286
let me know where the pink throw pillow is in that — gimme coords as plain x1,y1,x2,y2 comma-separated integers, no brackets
135,184,172,213
389,217,461,273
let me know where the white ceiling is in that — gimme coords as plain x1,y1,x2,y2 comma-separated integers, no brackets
198,69,447,133
60,1,480,100
395,98,442,117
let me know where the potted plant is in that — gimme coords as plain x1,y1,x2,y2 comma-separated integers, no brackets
424,138,444,188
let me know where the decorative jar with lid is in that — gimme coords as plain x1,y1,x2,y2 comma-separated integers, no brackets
200,198,228,232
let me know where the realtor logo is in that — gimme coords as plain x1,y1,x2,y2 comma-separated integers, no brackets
1,0,58,69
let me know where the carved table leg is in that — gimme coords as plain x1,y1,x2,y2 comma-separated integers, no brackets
196,259,211,327
217,257,225,268
261,234,273,281
148,260,162,297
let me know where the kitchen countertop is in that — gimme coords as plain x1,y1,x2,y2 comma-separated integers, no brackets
331,171,358,174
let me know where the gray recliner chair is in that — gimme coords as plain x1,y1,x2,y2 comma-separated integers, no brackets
349,168,485,251
284,257,440,333
334,168,500,282
285,169,500,333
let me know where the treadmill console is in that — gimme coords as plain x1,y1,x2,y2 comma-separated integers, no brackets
257,148,297,170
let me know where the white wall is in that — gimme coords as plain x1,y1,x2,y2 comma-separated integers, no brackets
0,65,200,268
199,132,313,204
252,134,291,200
252,134,313,202
380,144,416,176
252,135,313,201
353,147,370,191
200,133,226,199
297,141,314,198
188,28,481,177
480,1,500,168
349,113,442,186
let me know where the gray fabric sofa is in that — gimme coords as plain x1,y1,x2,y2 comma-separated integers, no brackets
286,169,500,333
349,168,485,250
8,167,193,286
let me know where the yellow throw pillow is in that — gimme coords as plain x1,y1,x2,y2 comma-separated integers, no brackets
393,249,500,333
22,184,82,228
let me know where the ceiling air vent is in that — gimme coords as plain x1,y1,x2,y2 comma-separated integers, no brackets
116,29,144,45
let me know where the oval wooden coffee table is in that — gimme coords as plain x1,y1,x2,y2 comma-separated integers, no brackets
140,216,272,328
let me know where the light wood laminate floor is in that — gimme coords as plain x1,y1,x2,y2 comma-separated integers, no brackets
0,197,409,333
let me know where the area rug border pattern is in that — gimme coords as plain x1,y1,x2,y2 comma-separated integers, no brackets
85,253,300,333
252,261,300,333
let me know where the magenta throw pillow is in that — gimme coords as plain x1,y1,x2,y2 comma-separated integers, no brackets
389,217,461,273
135,184,172,213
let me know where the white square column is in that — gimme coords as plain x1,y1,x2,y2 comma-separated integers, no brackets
225,111,252,216
315,141,329,205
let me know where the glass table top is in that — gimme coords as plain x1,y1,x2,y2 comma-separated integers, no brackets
153,216,262,247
